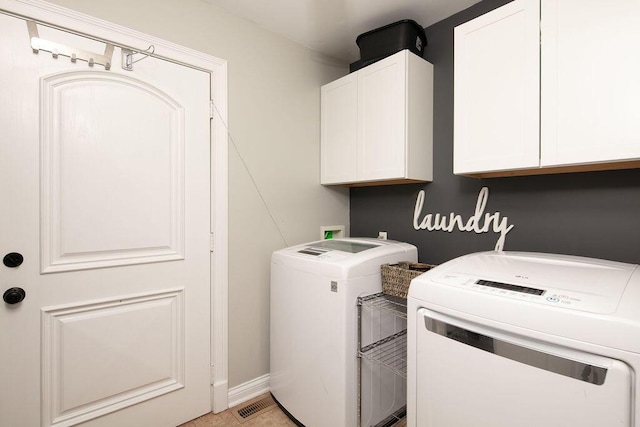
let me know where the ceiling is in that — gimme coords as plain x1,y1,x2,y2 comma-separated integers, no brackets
202,0,481,63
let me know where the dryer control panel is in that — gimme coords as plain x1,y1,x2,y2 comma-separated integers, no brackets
410,252,636,315
431,272,611,313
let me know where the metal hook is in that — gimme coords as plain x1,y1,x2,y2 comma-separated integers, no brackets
122,45,155,71
26,20,114,70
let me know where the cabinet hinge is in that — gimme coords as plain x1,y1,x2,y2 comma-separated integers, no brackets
210,232,214,252
209,100,215,119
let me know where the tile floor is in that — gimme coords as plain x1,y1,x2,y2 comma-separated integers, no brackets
177,393,406,427
178,394,297,427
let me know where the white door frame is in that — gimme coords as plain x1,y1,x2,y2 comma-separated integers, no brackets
0,0,230,413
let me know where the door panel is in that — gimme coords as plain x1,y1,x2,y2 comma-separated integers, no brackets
0,13,211,427
41,289,185,426
41,71,185,272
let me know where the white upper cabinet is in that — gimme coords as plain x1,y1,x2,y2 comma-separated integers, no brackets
454,0,640,177
541,0,640,168
321,50,433,186
454,0,540,175
321,73,358,184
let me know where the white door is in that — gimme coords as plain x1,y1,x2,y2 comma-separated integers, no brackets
0,13,211,427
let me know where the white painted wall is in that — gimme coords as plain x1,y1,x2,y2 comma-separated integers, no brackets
44,0,350,390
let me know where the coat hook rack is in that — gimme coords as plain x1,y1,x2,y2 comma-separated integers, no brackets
121,45,155,71
26,20,114,70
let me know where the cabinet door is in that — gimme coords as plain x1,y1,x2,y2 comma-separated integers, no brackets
321,73,358,184
453,0,540,175
541,0,640,167
358,53,407,181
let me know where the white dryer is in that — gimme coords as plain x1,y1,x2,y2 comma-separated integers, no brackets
270,238,417,427
407,251,640,427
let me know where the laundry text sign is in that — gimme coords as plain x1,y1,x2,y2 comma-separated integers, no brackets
413,187,514,251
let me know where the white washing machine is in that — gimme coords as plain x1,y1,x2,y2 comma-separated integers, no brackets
270,238,417,427
407,251,640,427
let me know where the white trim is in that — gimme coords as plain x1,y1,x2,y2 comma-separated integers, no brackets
211,56,229,416
227,374,271,409
0,0,229,414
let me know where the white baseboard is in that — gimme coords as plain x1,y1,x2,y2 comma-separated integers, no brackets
227,374,271,409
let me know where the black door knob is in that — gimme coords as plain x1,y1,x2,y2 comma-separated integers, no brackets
3,287,26,305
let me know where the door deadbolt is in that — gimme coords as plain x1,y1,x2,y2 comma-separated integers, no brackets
3,252,24,268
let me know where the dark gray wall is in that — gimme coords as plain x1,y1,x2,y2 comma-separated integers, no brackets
350,0,640,265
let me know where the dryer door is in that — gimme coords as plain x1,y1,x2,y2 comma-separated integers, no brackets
415,308,632,427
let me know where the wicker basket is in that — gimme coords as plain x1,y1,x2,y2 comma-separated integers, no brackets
381,262,436,299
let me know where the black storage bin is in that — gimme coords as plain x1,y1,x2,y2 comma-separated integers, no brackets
349,57,379,73
356,19,427,62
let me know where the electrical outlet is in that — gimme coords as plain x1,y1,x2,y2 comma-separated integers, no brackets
378,231,388,240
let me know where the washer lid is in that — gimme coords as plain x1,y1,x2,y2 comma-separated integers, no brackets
272,238,417,279
410,251,638,314
297,239,379,256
